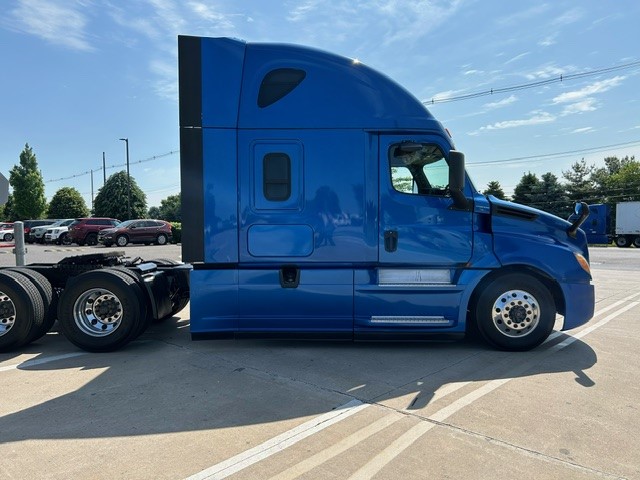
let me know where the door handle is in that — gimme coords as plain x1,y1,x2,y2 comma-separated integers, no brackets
384,230,398,252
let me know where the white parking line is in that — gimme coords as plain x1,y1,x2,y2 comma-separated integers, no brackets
185,399,369,480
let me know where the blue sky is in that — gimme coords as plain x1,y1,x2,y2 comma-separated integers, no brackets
1,0,639,209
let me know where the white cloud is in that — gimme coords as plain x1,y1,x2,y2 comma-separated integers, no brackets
7,0,93,51
570,127,594,134
505,52,530,65
538,35,557,47
524,64,573,80
561,98,598,116
552,76,625,104
483,95,517,110
187,1,236,30
552,8,584,26
469,111,556,135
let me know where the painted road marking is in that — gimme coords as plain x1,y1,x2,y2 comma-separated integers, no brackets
185,399,369,480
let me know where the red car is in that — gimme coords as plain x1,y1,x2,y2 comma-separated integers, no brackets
97,219,173,247
67,217,120,246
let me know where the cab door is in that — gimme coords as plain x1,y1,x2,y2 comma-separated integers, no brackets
379,136,473,266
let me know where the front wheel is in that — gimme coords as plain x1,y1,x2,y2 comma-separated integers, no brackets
473,273,555,351
3,233,13,242
116,235,128,247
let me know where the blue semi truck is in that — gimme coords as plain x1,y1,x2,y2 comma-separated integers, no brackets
0,36,594,353
178,36,594,352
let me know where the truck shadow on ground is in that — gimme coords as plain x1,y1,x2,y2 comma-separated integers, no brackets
0,316,597,445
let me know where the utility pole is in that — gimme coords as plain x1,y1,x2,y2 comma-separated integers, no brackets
102,152,106,184
90,169,94,211
119,138,131,220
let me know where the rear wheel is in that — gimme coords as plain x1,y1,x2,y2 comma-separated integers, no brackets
85,233,98,246
156,233,168,245
7,268,57,343
57,269,146,352
615,236,630,248
3,233,13,242
0,271,45,352
633,236,640,248
473,273,555,351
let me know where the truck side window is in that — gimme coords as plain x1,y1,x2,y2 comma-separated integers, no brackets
389,143,449,196
258,68,306,108
263,153,291,201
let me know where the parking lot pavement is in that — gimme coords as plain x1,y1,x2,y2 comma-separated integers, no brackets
1,249,639,479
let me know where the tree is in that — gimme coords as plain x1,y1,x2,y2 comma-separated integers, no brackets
605,159,640,203
1,193,16,221
483,180,506,200
9,144,47,219
512,172,541,206
562,159,596,203
533,172,570,218
150,194,181,222
93,171,147,220
48,187,90,218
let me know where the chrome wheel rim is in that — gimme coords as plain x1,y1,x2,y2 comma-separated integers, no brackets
491,289,539,338
0,291,16,337
73,288,123,337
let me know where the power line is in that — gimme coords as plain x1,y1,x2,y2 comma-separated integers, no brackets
45,150,179,184
467,140,640,167
425,59,640,105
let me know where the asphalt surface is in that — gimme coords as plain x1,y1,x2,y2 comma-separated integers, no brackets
1,245,639,479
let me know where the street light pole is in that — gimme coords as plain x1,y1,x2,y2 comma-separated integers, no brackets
119,137,131,220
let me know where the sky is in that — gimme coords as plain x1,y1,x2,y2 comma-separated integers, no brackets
1,0,639,210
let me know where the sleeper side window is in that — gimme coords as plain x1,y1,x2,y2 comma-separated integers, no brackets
258,69,306,108
263,153,291,201
389,143,449,197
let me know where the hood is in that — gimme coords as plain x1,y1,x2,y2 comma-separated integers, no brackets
487,195,589,259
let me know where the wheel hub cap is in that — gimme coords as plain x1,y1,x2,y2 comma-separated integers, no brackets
492,289,540,338
0,293,16,337
73,288,123,337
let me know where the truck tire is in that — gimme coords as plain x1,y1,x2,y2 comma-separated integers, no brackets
57,269,146,352
149,259,189,318
110,267,151,338
0,270,45,352
633,236,640,248
7,268,58,343
473,273,555,351
614,236,630,248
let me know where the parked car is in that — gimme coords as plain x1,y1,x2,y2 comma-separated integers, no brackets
0,222,14,242
23,219,59,243
67,217,120,246
30,218,75,243
98,219,172,247
44,222,75,245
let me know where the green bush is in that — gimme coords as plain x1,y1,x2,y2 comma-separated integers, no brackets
170,222,181,244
